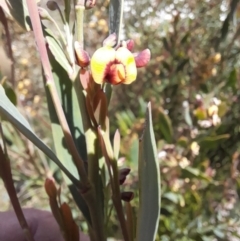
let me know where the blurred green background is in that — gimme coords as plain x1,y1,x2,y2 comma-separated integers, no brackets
1,0,240,240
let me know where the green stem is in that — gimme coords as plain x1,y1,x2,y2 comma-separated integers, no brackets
74,75,106,241
112,161,130,241
98,129,130,241
81,187,105,241
64,0,71,23
75,5,85,47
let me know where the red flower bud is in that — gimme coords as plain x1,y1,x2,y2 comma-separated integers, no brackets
74,41,90,68
126,39,135,52
119,168,131,185
121,191,134,202
134,49,151,68
45,178,57,199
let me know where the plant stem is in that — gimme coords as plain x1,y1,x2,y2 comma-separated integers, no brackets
75,5,85,48
98,129,130,241
26,0,89,189
64,0,71,23
111,161,130,241
74,75,106,241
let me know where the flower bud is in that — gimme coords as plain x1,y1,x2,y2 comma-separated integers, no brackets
134,49,151,68
121,191,134,202
119,168,131,185
47,1,58,11
85,0,96,9
75,41,90,68
45,178,57,199
103,33,117,47
126,39,134,52
38,7,51,20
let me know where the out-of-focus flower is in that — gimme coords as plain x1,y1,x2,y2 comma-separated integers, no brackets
158,150,167,159
90,37,150,85
212,113,221,126
213,53,221,63
198,120,212,128
208,105,218,117
212,97,221,106
85,0,96,9
179,157,190,168
190,142,200,156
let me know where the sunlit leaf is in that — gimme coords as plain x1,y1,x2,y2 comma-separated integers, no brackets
46,35,72,75
0,0,31,31
45,50,91,224
137,102,160,241
0,85,78,185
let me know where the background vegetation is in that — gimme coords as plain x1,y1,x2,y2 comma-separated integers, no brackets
1,0,240,240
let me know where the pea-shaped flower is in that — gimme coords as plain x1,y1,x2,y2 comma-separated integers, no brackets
90,46,137,85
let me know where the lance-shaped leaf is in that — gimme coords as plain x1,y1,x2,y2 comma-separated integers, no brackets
158,109,173,143
137,102,161,241
0,0,31,31
45,48,91,224
109,0,124,44
0,85,79,186
46,35,73,76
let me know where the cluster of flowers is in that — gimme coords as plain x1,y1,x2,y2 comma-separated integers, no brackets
75,33,151,85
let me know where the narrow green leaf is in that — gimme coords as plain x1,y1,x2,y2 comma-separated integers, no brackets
93,89,108,130
220,0,239,41
45,49,91,224
0,84,79,186
137,102,161,241
0,0,31,31
226,68,237,91
221,15,230,41
109,0,124,44
113,129,120,160
158,109,173,143
199,134,230,150
46,35,72,75
181,167,211,182
180,32,190,44
163,192,179,204
2,82,17,106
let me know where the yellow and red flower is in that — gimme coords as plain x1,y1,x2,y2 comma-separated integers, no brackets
90,37,151,85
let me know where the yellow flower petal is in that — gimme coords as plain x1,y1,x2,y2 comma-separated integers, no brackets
91,46,115,84
115,47,137,84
